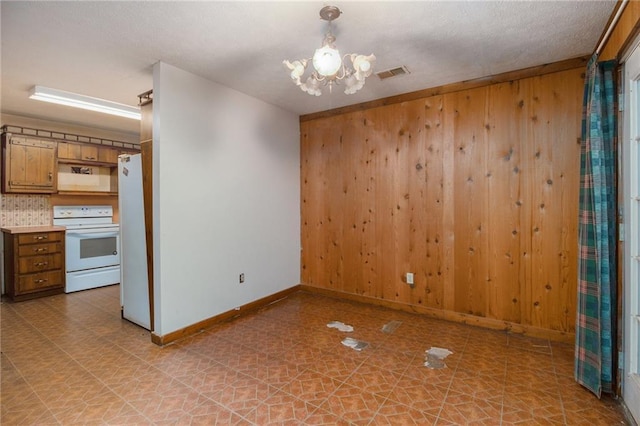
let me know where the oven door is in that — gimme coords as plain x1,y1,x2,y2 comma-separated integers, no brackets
65,228,120,272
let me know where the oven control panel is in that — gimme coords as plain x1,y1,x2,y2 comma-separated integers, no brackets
53,205,113,219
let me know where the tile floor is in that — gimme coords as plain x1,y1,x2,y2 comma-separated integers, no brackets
1,285,630,425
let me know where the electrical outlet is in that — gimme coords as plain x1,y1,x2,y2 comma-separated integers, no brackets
406,272,414,285
239,273,245,283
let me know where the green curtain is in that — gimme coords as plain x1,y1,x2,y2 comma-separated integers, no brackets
575,55,617,397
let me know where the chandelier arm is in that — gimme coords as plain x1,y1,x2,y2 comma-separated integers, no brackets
342,54,357,76
313,73,327,83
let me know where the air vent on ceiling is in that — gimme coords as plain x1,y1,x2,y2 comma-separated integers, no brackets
376,66,410,80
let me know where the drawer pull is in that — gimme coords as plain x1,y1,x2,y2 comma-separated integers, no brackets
34,279,48,284
34,248,48,252
34,235,48,241
34,262,48,267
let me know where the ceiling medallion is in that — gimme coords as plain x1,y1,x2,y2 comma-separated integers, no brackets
283,5,376,96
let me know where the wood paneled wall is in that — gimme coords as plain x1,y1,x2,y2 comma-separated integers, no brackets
300,67,584,339
599,0,640,61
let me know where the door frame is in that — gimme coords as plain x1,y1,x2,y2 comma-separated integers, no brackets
621,37,640,424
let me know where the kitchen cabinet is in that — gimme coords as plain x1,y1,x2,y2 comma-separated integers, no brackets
1,126,140,196
57,143,138,194
1,134,57,194
2,227,66,301
98,146,120,164
57,141,99,162
58,141,129,166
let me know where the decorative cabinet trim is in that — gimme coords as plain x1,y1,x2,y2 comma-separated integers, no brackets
1,124,139,150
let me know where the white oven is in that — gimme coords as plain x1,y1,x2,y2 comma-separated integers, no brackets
65,228,119,271
53,206,120,293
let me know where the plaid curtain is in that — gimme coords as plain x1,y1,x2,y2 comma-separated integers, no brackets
575,55,617,397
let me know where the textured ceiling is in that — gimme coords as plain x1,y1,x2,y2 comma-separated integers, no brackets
1,1,616,137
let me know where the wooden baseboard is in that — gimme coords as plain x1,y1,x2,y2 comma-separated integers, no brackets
5,287,65,303
150,283,574,346
150,285,301,346
299,285,575,344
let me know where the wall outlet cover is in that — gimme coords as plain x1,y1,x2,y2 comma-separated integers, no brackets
406,272,414,285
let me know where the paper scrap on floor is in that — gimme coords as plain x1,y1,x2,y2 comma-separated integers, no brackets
327,321,354,332
381,320,402,334
342,337,369,351
424,346,453,369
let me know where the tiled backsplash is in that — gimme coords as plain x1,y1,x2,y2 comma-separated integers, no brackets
0,194,51,227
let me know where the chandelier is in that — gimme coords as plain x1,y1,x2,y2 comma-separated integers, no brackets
283,6,376,96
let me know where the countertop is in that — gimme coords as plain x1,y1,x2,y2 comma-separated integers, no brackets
1,225,66,234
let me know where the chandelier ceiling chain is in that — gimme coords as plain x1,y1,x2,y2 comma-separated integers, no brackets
283,5,376,96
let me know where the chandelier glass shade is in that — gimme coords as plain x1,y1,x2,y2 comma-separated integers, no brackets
283,6,375,96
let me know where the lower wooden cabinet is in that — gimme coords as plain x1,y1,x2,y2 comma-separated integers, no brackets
2,228,66,301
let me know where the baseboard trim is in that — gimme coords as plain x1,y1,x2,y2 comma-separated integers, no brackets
151,285,301,346
299,285,575,343
150,283,574,346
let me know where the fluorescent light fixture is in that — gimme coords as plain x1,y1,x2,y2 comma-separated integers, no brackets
29,86,141,120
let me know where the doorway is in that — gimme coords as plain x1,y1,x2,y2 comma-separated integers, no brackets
622,40,640,424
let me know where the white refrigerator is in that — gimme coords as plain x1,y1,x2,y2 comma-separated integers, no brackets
118,153,150,330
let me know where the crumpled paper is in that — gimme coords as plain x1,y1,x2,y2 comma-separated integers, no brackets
424,346,453,369
327,321,354,332
341,337,369,351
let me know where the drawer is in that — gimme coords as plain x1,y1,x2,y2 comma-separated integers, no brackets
17,232,63,245
18,241,62,256
18,253,63,273
17,270,64,294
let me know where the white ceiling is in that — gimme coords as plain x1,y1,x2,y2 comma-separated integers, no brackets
1,1,616,137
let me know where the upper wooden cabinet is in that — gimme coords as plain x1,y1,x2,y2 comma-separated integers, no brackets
1,134,57,194
57,141,122,165
98,146,120,164
58,141,97,161
1,125,140,195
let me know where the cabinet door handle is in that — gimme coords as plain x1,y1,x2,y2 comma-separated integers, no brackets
34,247,48,252
85,156,96,160
48,172,53,181
34,235,48,240
34,279,48,284
34,262,48,267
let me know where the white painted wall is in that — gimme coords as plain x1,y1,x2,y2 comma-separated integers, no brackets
152,62,300,336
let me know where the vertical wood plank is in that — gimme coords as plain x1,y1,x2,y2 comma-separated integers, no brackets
11,143,27,184
301,119,330,288
518,78,534,328
485,81,522,323
383,102,413,303
361,111,378,296
372,106,396,300
554,69,582,333
441,96,456,312
452,87,490,317
341,111,366,296
528,70,582,332
419,96,446,309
